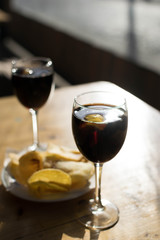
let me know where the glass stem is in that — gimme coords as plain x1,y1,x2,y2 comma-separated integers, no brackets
94,162,104,210
29,108,39,148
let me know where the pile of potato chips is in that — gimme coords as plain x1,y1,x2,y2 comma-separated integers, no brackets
8,143,94,198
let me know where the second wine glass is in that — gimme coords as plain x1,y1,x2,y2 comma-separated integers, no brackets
12,57,54,152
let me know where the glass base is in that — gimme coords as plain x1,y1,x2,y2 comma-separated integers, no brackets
16,143,48,156
77,199,119,230
27,142,47,152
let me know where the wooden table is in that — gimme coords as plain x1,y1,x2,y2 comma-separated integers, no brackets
0,81,160,240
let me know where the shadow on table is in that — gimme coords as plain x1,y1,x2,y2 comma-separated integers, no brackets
0,185,105,240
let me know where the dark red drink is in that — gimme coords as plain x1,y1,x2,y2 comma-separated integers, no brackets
12,67,53,110
72,104,128,163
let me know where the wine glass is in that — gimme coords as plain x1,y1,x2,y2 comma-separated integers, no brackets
72,91,128,230
11,57,54,152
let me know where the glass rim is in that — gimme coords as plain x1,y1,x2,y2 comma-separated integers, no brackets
74,90,127,109
11,57,53,68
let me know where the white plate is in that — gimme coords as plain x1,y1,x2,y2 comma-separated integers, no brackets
1,157,94,202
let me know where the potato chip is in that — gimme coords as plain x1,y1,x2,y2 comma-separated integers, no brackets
48,161,94,190
28,168,72,196
8,153,25,184
53,161,94,179
7,143,94,197
19,151,43,184
45,143,84,164
28,181,69,198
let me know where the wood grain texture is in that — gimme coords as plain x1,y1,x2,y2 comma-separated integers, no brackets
0,81,160,240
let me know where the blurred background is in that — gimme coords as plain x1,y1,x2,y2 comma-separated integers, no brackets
0,0,160,110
